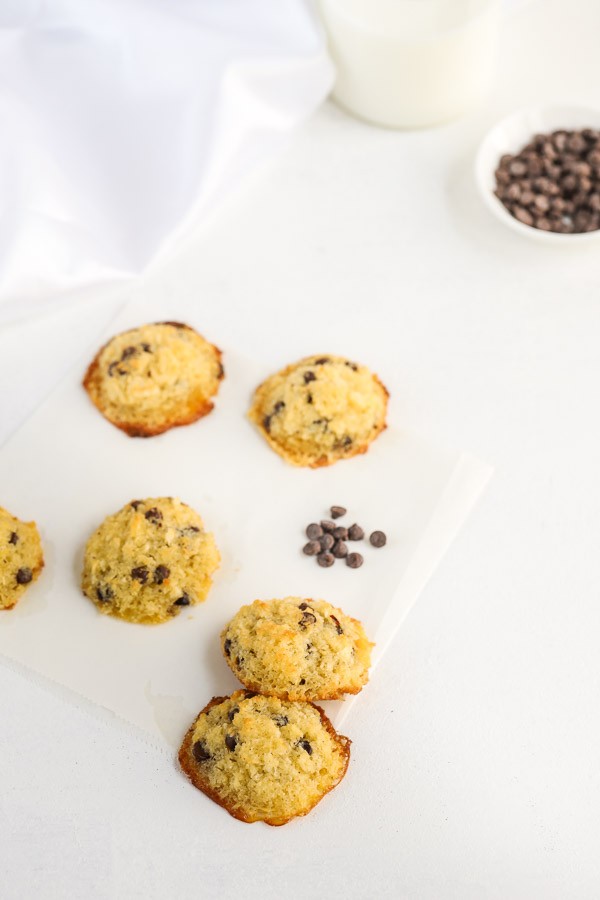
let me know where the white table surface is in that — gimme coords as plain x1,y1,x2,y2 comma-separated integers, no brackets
2,1,600,897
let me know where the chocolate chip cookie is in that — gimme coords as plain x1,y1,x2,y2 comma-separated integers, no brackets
221,598,373,700
81,497,220,624
178,690,351,825
0,506,44,610
83,322,224,437
248,355,388,467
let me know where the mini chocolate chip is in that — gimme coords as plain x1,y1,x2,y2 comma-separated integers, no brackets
333,540,348,559
298,602,312,611
174,594,190,606
342,436,353,447
303,371,317,384
344,361,358,371
273,715,289,727
303,540,321,556
370,530,387,547
306,523,323,540
96,584,114,602
131,565,149,584
320,533,334,551
228,706,239,722
262,414,272,433
320,519,336,533
312,418,329,427
298,739,313,755
153,565,170,584
347,552,364,569
8,532,18,545
317,552,335,567
314,358,330,365
333,526,348,540
299,679,306,685
299,611,317,627
330,615,344,635
347,524,364,541
16,567,32,585
306,393,313,404
192,740,211,763
235,656,242,667
273,401,285,413
121,346,137,360
145,507,163,524
130,500,142,510
141,342,152,352
224,638,232,656
330,506,346,519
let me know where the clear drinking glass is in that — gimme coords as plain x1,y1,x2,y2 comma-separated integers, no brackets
317,0,501,129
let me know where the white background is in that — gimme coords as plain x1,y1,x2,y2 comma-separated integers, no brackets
1,0,600,897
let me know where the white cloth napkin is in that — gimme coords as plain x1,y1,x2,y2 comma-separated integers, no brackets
0,0,333,324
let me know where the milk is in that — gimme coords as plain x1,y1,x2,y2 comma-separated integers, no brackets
318,0,500,128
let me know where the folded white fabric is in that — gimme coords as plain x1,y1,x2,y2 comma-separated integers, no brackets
0,0,332,323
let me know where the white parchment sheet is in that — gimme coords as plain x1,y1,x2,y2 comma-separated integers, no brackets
0,301,492,747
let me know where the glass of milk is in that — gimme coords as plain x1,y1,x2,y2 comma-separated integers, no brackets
317,0,501,128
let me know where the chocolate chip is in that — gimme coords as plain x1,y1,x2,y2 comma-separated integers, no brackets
314,358,330,365
298,602,312,610
121,346,137,360
235,656,242,667
262,414,272,432
341,436,353,447
330,506,346,519
141,342,152,353
306,393,313,404
330,615,344,635
333,526,348,540
96,584,113,602
181,525,201,536
332,540,348,559
370,530,387,548
243,691,258,698
299,679,306,685
298,739,312,755
130,500,142,510
273,715,289,727
320,519,336,533
153,565,170,584
16,567,32,585
224,638,232,656
299,611,317,627
192,740,211,762
344,361,358,371
347,552,364,569
225,734,238,751
348,524,364,541
273,401,285,413
228,706,239,722
320,533,334,551
8,532,18,545
108,362,118,377
306,523,323,540
303,541,321,556
131,565,149,584
145,507,163,524
174,594,190,606
317,552,334,567
303,371,316,384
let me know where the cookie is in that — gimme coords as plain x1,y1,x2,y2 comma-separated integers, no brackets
178,690,350,825
248,354,388,467
81,497,220,624
221,598,373,700
0,506,44,610
83,322,224,437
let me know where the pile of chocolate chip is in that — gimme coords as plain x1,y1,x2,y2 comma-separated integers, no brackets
302,506,386,569
494,128,600,233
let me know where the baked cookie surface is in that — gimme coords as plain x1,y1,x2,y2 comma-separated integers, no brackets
0,507,44,610
248,354,388,467
83,322,224,437
178,690,350,825
221,598,373,700
81,497,220,624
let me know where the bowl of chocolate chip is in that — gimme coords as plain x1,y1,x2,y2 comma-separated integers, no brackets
476,105,600,241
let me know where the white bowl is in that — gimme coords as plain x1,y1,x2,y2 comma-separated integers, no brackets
475,104,600,243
